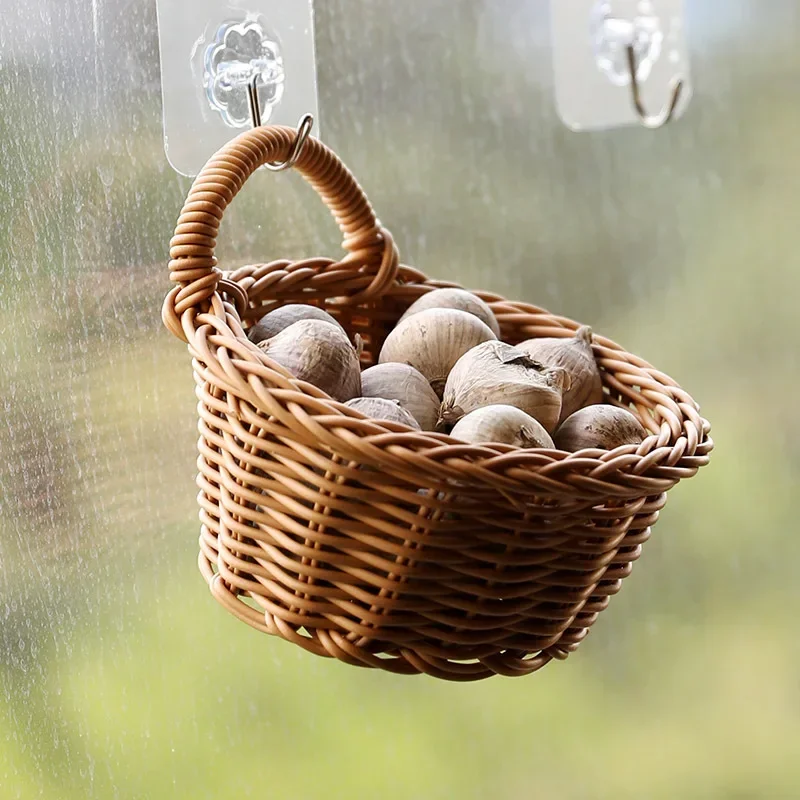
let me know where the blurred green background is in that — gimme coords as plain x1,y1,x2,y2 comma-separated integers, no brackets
1,1,798,798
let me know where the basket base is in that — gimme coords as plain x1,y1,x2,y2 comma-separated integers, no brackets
197,517,654,681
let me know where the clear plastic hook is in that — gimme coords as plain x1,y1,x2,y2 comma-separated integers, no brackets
156,0,318,176
551,0,690,132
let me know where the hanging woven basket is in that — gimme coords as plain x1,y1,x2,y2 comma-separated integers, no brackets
162,125,713,681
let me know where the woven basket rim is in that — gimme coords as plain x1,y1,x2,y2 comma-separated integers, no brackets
177,270,711,501
162,125,712,501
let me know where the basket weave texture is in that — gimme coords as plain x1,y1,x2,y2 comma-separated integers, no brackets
162,126,713,681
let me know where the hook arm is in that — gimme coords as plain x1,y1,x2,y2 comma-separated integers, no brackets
626,45,684,129
247,74,314,171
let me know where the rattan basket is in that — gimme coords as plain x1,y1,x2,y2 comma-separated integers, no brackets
162,125,712,681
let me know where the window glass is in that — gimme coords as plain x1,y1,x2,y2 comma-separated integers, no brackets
2,1,797,797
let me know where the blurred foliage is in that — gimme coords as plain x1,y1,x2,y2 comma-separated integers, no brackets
2,1,800,798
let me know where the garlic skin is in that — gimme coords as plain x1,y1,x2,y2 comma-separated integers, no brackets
439,340,567,433
248,304,344,345
360,363,440,431
378,308,497,397
257,319,361,402
450,404,554,448
399,288,501,338
554,405,646,452
517,325,603,422
345,397,421,430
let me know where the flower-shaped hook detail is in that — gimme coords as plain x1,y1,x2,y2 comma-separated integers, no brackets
204,19,285,128
590,0,663,88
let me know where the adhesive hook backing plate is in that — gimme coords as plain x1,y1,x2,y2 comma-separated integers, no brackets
551,0,691,131
156,0,318,176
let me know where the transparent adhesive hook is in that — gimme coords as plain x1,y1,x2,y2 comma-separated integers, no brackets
550,0,691,132
156,0,318,176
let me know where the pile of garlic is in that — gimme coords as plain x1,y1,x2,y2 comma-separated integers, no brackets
247,290,646,452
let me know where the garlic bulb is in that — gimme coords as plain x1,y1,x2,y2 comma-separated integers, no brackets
257,319,361,402
248,303,344,345
378,308,496,397
345,397,421,430
450,405,554,448
360,363,440,431
399,288,501,338
517,325,603,422
439,340,567,433
554,405,646,452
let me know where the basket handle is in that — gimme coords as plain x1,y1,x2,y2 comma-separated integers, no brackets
164,125,399,341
